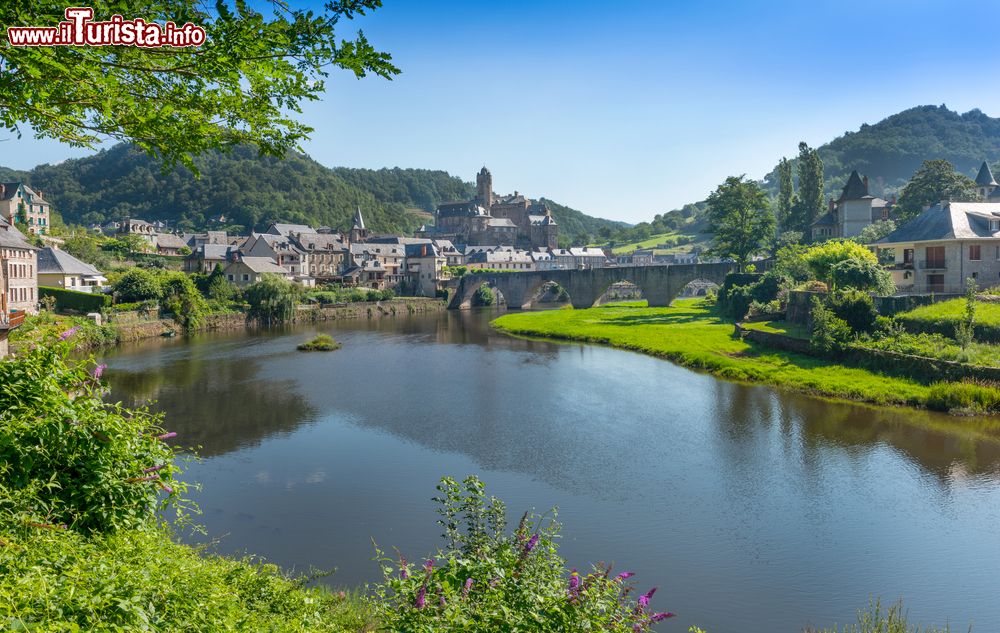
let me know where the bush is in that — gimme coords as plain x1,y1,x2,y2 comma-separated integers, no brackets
829,257,895,295
38,286,111,313
0,334,184,534
297,334,340,351
372,476,672,632
810,296,853,353
799,280,829,293
473,285,496,306
113,268,161,303
828,290,879,334
160,272,206,328
717,273,763,320
802,240,879,282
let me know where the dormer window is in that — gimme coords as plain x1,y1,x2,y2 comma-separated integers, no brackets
991,219,1000,232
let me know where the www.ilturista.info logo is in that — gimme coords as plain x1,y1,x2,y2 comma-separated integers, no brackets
7,8,206,47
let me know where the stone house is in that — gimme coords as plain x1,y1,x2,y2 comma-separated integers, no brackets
37,247,106,292
222,255,290,288
184,244,233,273
466,248,534,271
291,232,348,281
405,242,447,297
569,247,610,269
0,217,39,315
875,201,1000,293
0,182,51,236
243,233,310,279
118,219,157,246
155,233,189,256
811,170,891,240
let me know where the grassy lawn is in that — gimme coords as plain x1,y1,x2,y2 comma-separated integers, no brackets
492,299,942,409
897,298,1000,326
741,319,811,340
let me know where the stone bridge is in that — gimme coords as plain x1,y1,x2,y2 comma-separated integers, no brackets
447,262,736,309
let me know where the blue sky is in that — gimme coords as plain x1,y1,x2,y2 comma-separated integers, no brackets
7,0,1000,222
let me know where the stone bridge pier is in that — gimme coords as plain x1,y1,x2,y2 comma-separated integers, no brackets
447,262,735,310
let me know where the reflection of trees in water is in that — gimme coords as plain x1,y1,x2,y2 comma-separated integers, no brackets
710,379,1000,481
110,355,315,457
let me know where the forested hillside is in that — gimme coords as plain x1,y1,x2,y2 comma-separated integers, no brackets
0,144,624,238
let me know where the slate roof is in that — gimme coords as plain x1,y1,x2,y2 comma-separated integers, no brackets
811,211,838,226
976,161,998,187
405,243,441,258
876,202,1000,244
0,217,35,249
487,218,517,228
437,201,486,217
1,182,47,204
353,207,366,231
236,257,287,274
292,233,347,252
191,244,231,260
837,170,870,202
37,247,103,276
268,223,316,236
155,233,188,249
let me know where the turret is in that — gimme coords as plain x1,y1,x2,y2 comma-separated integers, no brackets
975,161,998,199
475,166,493,211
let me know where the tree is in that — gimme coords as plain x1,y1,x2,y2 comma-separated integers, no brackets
245,274,300,325
855,220,896,244
776,157,794,230
896,159,980,222
0,2,399,169
829,258,895,295
160,272,205,328
113,268,161,303
792,142,824,238
705,175,775,271
800,239,879,282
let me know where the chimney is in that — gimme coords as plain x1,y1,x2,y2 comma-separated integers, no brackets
36,189,43,199
0,184,5,197
828,198,835,213
862,175,869,194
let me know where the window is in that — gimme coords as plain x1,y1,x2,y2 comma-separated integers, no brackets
903,248,914,264
227,274,234,281
991,219,1000,232
970,245,982,261
925,246,946,268
242,274,250,282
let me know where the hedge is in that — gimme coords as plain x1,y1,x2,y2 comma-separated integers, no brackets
39,286,112,313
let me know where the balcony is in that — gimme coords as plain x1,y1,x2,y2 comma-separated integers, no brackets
918,260,947,270
0,309,26,331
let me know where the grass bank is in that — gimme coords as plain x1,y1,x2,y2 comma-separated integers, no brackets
492,299,958,410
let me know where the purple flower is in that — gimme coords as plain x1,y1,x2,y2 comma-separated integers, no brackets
398,553,409,579
92,363,107,379
143,464,164,473
438,590,446,607
522,533,539,555
58,326,80,341
156,432,177,441
567,570,580,598
651,612,675,622
415,585,426,609
462,578,473,598
424,558,435,573
638,586,657,609
614,572,635,582
158,482,174,494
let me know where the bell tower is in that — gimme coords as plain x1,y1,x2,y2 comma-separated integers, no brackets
475,166,493,211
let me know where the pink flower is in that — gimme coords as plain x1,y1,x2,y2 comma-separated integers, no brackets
143,464,165,473
58,326,80,341
638,587,657,608
522,533,539,555
156,432,177,441
415,585,426,609
462,578,473,599
92,363,107,379
158,482,174,494
424,558,435,573
614,572,635,582
650,612,675,622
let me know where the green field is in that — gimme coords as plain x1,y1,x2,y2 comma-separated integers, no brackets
605,231,709,255
897,298,1000,326
492,299,968,410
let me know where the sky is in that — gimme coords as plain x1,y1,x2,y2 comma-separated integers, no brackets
7,0,1000,223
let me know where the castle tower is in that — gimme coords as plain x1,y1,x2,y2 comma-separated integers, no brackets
475,166,493,211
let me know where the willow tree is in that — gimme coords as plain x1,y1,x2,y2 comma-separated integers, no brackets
706,175,775,271
245,274,300,325
0,1,399,168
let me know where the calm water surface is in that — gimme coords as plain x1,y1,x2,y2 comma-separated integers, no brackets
101,310,1000,633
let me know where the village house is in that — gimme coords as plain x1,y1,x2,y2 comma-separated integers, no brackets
569,247,610,269
466,248,535,271
37,247,106,292
405,242,447,297
155,233,189,256
0,182,51,236
876,201,1000,293
811,170,892,240
222,254,291,288
0,217,39,316
117,218,158,245
242,232,313,285
184,243,233,273
291,232,348,281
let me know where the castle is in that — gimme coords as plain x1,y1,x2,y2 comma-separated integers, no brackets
418,167,558,250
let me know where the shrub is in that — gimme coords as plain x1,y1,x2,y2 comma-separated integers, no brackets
372,476,672,632
473,285,496,306
802,240,879,282
245,274,300,325
113,268,161,303
160,272,206,328
38,286,112,313
827,290,878,334
810,296,853,353
297,334,340,351
799,280,829,293
0,333,185,534
829,257,895,295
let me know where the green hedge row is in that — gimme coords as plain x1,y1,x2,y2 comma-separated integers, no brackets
39,286,112,313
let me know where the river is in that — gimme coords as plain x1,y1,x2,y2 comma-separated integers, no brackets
100,309,1000,633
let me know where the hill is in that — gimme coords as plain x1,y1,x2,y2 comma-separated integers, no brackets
0,144,624,238
611,105,1000,253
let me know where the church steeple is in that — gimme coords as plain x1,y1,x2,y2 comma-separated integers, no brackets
976,161,998,199
353,205,366,231
350,205,368,243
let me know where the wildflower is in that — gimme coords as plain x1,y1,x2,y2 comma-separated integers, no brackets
650,612,675,622
398,552,409,579
143,464,165,473
415,585,426,609
58,326,80,341
156,431,177,441
462,578,473,599
424,558,435,573
636,586,657,615
158,482,174,494
567,569,580,598
614,572,635,582
438,589,446,607
522,533,539,555
92,363,107,379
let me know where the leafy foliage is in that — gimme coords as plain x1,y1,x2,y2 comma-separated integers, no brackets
473,285,496,307
810,297,853,354
705,175,775,270
827,290,879,334
245,274,300,325
297,334,340,352
113,268,162,303
856,220,897,245
371,476,672,632
801,240,879,282
829,258,895,295
0,0,398,169
895,159,980,222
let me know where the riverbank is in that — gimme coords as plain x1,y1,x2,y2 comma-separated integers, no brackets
491,299,997,413
9,298,446,354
